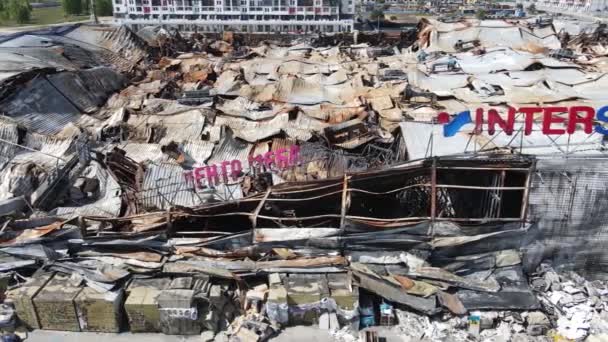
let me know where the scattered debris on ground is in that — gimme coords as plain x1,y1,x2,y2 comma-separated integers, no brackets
1,18,608,341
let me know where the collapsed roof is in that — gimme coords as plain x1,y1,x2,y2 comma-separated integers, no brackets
0,18,607,340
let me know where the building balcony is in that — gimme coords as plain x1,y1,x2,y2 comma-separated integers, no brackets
126,4,342,14
246,6,289,12
119,17,349,24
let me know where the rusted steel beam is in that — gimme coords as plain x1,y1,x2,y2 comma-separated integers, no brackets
166,208,173,237
349,183,431,195
497,169,506,218
256,214,341,221
435,167,530,171
340,175,350,229
431,158,437,225
346,216,522,222
435,185,527,190
520,159,535,223
78,216,87,238
271,183,343,195
250,188,271,230
264,189,344,202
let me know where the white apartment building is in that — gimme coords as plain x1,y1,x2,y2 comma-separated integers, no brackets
112,0,355,33
525,0,608,13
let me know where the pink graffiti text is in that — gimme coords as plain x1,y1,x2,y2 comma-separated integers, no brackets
184,145,300,188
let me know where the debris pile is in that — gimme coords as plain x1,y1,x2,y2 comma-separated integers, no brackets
0,17,608,341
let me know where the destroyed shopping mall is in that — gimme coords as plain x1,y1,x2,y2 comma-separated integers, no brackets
1,19,608,342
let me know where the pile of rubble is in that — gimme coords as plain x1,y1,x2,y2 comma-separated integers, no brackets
1,17,608,342
330,264,608,342
1,235,607,341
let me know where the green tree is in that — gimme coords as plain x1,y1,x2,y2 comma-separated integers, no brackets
527,3,536,13
475,9,486,19
62,0,82,15
7,0,31,23
370,9,384,21
0,0,8,20
95,0,112,16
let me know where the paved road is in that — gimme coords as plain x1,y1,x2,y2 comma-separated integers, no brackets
0,16,114,35
26,326,337,342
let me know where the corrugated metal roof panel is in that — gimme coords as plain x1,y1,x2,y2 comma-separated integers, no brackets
127,110,206,145
25,133,74,157
120,143,167,164
215,97,277,120
79,67,126,95
0,47,78,71
139,163,215,210
0,122,20,170
0,34,56,47
214,115,285,143
207,132,253,165
271,138,295,152
182,141,214,166
46,71,101,113
5,133,74,173
252,141,270,157
0,51,59,73
203,125,222,143
427,20,561,52
1,77,81,134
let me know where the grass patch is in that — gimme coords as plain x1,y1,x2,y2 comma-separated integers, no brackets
0,6,90,27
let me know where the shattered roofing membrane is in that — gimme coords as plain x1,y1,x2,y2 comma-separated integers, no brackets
0,18,608,341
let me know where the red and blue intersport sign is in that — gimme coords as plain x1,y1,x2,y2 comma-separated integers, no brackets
437,106,608,137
